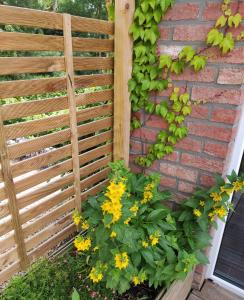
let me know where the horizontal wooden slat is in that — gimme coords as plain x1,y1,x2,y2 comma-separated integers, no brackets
0,261,21,284
23,199,74,238
11,144,72,178
0,5,63,30
0,56,65,75
80,179,109,202
8,116,112,160
8,128,71,160
25,213,73,252
71,15,114,35
80,168,110,191
79,143,112,166
0,247,18,270
74,57,113,71
73,37,113,52
0,76,66,99
77,104,112,123
0,231,15,254
0,31,64,51
76,89,113,107
20,189,75,226
0,201,9,219
75,74,113,89
2,96,68,121
78,130,113,153
5,113,69,140
0,216,12,237
28,223,75,263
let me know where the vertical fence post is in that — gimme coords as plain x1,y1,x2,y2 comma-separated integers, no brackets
0,110,29,270
63,14,81,212
113,0,135,167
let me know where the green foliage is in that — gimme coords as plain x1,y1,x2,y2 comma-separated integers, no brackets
72,161,244,295
129,0,242,168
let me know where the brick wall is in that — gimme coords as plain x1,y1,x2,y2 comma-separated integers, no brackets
129,0,244,287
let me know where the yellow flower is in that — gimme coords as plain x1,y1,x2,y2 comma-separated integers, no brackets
208,212,215,222
149,232,161,246
81,221,89,231
89,267,103,283
215,206,227,218
199,201,205,207
210,192,222,202
110,231,117,238
74,236,91,252
132,276,140,286
184,268,188,273
141,183,154,204
220,186,233,195
232,181,242,192
72,211,82,226
193,209,202,217
130,204,139,215
93,246,99,252
142,241,149,248
115,252,129,270
124,218,131,225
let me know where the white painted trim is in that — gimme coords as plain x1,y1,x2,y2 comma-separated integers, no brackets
206,102,244,290
211,275,244,298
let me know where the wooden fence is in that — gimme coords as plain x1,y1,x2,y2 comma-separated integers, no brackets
0,3,134,283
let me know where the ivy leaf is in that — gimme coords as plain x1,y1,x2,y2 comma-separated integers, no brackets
215,15,227,28
141,79,150,91
141,2,149,13
164,145,174,154
154,9,162,23
220,33,234,54
144,28,158,44
72,289,80,300
172,101,182,112
145,101,155,114
169,123,177,133
150,67,159,80
170,61,185,74
149,0,156,9
179,46,196,62
175,126,188,139
159,54,172,69
165,112,175,123
134,44,147,58
190,55,207,72
170,91,179,102
157,130,168,142
179,93,190,104
168,135,177,145
228,13,242,28
134,8,146,25
128,79,137,92
175,115,185,124
182,105,192,116
160,105,168,118
207,28,224,46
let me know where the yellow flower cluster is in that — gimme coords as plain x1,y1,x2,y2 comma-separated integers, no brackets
89,267,103,283
115,252,129,270
132,272,147,286
142,241,149,248
209,205,227,221
210,192,222,202
72,210,82,226
124,217,132,225
74,236,91,252
110,231,117,238
101,180,126,224
141,183,154,204
232,180,243,192
193,209,202,217
130,203,139,216
81,221,89,231
150,232,160,246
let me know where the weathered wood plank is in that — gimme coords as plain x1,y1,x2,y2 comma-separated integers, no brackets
74,57,114,71
0,247,18,270
71,15,114,35
0,232,15,254
74,74,113,89
0,261,21,284
76,89,113,106
0,5,63,30
73,37,114,52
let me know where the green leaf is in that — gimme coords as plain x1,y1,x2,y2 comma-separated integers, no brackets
128,79,137,92
169,123,177,133
229,13,242,28
170,61,185,74
147,208,168,221
165,112,175,123
182,105,192,116
141,2,149,13
141,249,155,266
164,145,174,154
172,101,182,112
131,252,141,267
220,33,234,54
215,15,227,28
141,79,150,91
179,93,190,104
159,54,172,69
195,251,210,264
154,9,162,23
207,28,224,46
175,115,185,124
190,55,207,72
72,289,80,300
179,46,196,62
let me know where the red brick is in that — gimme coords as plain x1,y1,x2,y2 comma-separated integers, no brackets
164,3,200,20
160,162,198,182
203,2,244,20
129,162,143,174
163,151,180,162
159,45,184,59
145,114,168,129
176,137,202,152
201,46,244,64
204,141,228,159
192,87,241,106
188,122,232,142
173,24,211,41
178,181,196,193
171,67,217,83
152,85,186,97
181,153,223,173
228,24,244,39
159,26,172,40
199,173,216,187
211,107,237,124
218,68,243,85
191,105,209,119
160,176,177,189
131,128,157,142
130,140,143,153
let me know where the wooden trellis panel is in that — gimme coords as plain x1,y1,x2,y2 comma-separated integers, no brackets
0,4,114,283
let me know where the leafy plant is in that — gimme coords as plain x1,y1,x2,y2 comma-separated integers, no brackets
72,161,244,294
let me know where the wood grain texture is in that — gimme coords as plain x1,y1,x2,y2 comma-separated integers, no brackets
0,5,63,30
0,247,18,270
63,13,81,213
0,111,29,269
0,232,15,254
71,15,114,35
76,89,113,106
74,74,113,89
0,76,66,99
0,56,65,76
77,117,113,138
113,0,134,166
0,31,64,51
0,261,21,284
73,37,114,52
74,57,114,71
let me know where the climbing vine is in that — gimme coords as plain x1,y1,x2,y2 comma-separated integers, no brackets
125,0,243,168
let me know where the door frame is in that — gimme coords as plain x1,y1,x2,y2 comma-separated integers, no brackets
206,104,244,298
